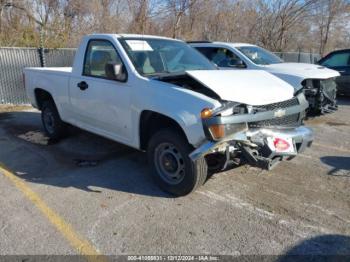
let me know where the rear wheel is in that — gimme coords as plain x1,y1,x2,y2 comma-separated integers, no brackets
41,100,68,141
147,129,207,196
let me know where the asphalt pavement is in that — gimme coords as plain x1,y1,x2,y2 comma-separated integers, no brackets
0,99,349,259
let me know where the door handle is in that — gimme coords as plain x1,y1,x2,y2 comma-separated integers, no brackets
77,81,88,91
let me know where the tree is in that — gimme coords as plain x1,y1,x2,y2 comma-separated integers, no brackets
252,0,318,51
127,0,149,33
313,0,350,55
0,0,349,52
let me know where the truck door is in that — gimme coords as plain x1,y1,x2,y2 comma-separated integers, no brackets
69,39,132,143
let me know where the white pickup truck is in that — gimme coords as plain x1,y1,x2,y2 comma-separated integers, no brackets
24,34,313,196
189,42,340,115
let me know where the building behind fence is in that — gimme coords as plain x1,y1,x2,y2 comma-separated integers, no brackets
0,47,320,105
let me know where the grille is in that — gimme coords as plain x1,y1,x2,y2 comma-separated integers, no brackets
249,97,301,128
248,113,300,128
253,97,299,111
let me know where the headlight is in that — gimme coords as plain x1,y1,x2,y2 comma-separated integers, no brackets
208,124,225,140
201,108,213,119
220,108,234,116
208,123,248,140
201,103,248,141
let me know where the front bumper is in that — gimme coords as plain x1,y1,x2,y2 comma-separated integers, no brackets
246,126,313,155
190,126,313,161
190,93,313,168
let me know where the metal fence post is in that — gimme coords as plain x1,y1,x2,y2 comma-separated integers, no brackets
310,51,312,64
38,26,46,67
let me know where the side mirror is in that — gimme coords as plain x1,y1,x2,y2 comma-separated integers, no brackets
228,59,246,69
105,62,127,82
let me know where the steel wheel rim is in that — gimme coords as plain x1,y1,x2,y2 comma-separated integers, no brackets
43,109,55,134
154,142,185,185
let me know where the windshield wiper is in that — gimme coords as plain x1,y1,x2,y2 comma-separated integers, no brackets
150,72,187,80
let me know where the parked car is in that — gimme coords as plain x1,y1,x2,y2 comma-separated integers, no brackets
24,34,313,196
189,41,340,114
318,49,350,96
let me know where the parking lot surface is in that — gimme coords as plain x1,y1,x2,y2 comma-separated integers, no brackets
0,100,349,258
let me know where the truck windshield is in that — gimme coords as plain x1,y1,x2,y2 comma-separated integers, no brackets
237,46,283,65
119,38,216,76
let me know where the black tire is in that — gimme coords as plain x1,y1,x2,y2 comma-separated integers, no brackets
147,129,208,196
41,100,68,141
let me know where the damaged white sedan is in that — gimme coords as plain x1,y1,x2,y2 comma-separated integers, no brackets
190,42,340,115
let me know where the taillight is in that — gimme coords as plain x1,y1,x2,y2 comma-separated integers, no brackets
273,138,290,151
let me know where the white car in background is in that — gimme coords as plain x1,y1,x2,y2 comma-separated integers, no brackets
189,42,340,115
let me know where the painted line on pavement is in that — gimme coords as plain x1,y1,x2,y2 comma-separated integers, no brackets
0,163,107,262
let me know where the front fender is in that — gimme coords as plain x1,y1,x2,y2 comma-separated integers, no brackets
132,79,221,148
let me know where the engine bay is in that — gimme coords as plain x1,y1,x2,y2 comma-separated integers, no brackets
155,73,221,100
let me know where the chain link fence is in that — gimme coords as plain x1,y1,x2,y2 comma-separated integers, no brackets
0,47,320,105
43,48,76,67
0,48,41,104
274,52,321,64
0,47,76,104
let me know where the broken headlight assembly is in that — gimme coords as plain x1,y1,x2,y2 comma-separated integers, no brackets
201,103,248,141
302,79,318,96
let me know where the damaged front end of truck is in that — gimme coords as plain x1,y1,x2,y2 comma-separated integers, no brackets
190,93,313,170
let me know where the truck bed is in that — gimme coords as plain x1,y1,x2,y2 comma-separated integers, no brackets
24,67,72,112
25,67,72,76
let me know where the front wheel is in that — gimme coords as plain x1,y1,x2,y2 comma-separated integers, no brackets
147,129,208,196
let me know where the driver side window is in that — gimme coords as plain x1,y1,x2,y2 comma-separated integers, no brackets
83,40,124,80
321,52,350,67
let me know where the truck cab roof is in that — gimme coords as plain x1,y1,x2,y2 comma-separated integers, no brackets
189,42,256,48
85,33,178,41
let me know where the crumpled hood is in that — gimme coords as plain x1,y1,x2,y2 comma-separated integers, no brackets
264,63,340,80
186,70,294,106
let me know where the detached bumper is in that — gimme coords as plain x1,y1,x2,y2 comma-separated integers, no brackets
190,126,313,162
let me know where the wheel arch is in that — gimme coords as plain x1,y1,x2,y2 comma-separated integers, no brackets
34,88,55,110
139,110,190,151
